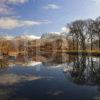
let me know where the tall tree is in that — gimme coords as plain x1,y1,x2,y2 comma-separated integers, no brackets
85,19,95,51
93,17,100,50
67,20,86,51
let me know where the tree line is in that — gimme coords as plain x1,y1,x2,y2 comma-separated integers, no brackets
66,16,100,51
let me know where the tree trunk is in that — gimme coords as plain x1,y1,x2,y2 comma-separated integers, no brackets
73,38,74,50
91,35,93,51
81,38,86,51
99,33,100,50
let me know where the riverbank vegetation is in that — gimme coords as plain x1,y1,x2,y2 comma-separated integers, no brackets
0,16,100,57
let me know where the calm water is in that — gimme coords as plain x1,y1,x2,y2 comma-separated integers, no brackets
0,53,100,100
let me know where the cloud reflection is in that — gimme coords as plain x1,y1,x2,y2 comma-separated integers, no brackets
0,74,41,86
0,73,55,86
47,90,64,96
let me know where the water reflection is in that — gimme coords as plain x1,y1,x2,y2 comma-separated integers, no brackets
0,53,100,100
1,53,100,85
0,59,8,70
65,55,100,86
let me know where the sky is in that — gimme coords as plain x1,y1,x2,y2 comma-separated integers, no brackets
0,0,100,37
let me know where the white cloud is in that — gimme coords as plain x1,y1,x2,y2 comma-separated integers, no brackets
0,0,28,15
0,17,51,29
0,5,10,14
50,32,61,35
92,0,100,1
0,3,14,15
19,34,40,40
0,5,11,14
0,0,28,4
61,27,70,33
92,0,100,3
43,4,60,10
7,0,28,4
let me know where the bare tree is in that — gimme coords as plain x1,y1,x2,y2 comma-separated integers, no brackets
93,17,100,50
85,19,95,51
67,20,86,51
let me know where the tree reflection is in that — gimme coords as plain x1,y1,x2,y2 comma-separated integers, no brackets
67,55,100,86
0,59,8,70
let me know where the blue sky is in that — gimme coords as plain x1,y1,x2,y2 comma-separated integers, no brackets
0,0,100,36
